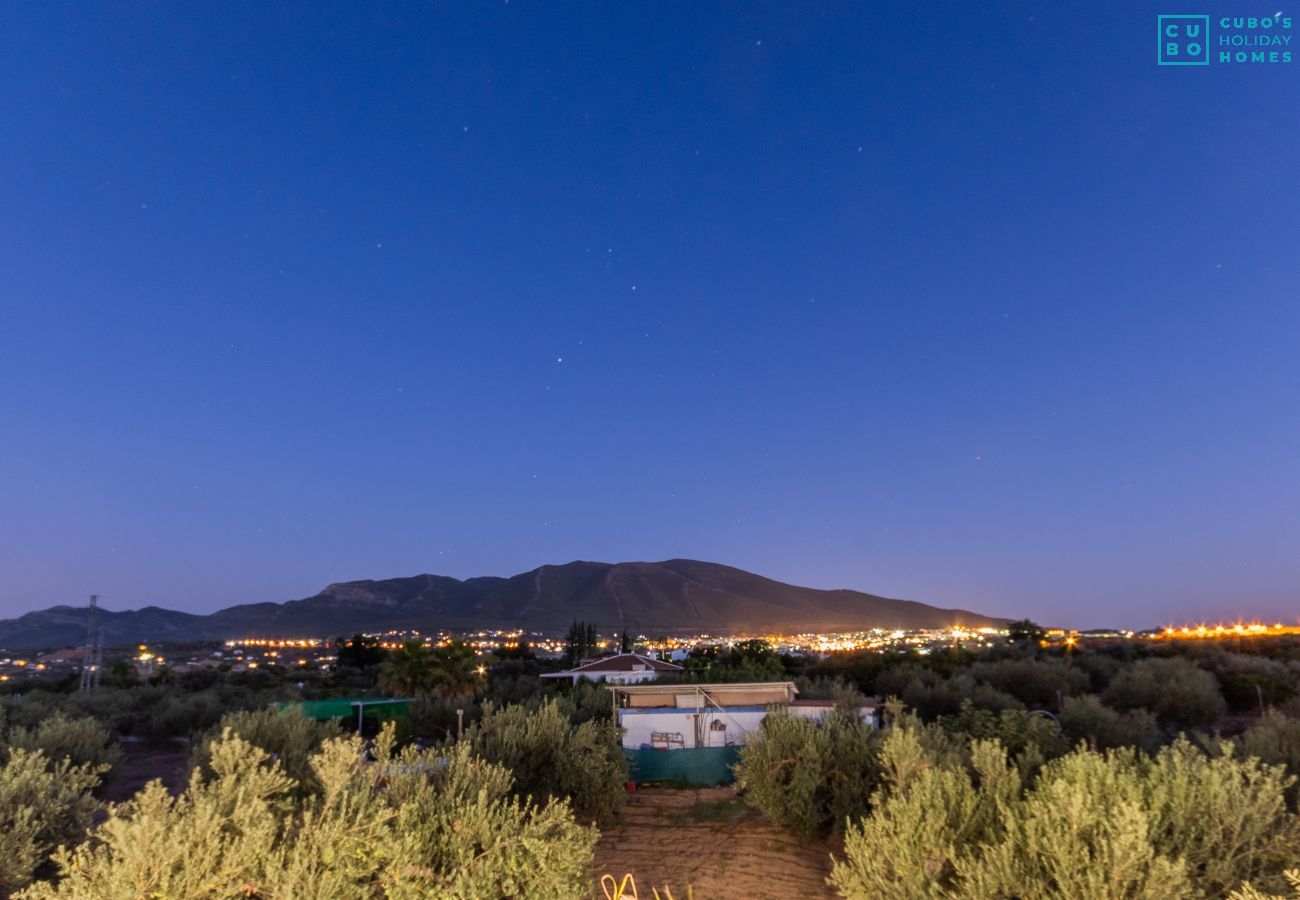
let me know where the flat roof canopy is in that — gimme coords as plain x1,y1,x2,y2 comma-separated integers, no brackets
609,681,799,709
608,681,798,696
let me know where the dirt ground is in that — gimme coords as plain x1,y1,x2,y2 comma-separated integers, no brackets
100,740,191,804
592,787,837,899
99,748,836,898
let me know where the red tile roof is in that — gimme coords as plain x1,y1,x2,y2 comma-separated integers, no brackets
565,653,683,674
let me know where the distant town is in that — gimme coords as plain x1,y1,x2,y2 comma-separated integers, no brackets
4,621,1296,684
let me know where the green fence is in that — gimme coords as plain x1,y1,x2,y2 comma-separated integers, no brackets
279,698,411,736
282,698,409,719
624,746,741,786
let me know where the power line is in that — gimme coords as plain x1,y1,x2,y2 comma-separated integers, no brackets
78,594,100,691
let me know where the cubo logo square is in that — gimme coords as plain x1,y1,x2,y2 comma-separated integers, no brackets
1159,15,1211,65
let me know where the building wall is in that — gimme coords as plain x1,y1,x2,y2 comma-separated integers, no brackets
619,706,769,750
619,704,878,750
790,705,879,727
568,669,661,685
601,669,662,685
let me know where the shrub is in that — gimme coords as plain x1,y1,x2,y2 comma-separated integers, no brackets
831,735,1300,899
6,713,121,773
874,668,1022,720
793,675,868,707
467,698,627,822
1104,657,1228,728
955,747,1194,900
1060,694,1161,753
22,728,596,899
1070,652,1123,692
408,693,480,742
969,657,1090,709
189,706,340,794
550,681,614,724
829,736,1017,898
483,658,549,708
939,702,1068,764
1238,711,1300,808
0,748,101,895
378,739,597,897
733,709,879,839
1231,869,1300,900
1,684,291,742
144,690,229,740
1141,739,1300,896
1214,655,1299,714
176,667,223,692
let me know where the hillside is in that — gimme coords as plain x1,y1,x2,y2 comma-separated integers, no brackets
0,559,1005,650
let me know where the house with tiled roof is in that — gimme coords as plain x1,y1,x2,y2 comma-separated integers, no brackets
540,652,684,685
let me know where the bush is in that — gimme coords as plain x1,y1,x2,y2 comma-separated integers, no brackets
22,728,596,899
1213,655,1299,714
1,683,294,742
1232,869,1300,900
829,734,1018,897
550,681,615,725
1238,711,1300,809
733,709,880,839
0,748,101,895
1142,739,1300,895
956,747,1194,899
190,706,340,794
1104,657,1228,728
467,698,627,822
6,713,121,774
793,675,868,706
379,738,597,897
830,735,1300,899
969,657,1090,709
408,693,479,742
4,690,134,736
1070,652,1123,693
939,702,1068,765
1060,694,1161,753
144,690,229,741
483,658,549,708
873,668,1022,720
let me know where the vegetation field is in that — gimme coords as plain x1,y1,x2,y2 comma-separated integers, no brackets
1,626,1298,897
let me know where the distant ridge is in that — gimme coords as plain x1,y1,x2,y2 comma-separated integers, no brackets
0,559,1006,651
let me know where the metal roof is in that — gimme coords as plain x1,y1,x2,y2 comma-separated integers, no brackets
607,680,798,695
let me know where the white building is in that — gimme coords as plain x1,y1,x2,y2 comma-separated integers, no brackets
539,652,684,686
611,681,878,751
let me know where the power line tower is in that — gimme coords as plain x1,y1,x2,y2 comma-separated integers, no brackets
78,594,101,692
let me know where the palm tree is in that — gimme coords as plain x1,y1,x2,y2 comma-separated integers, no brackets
431,640,482,698
378,641,435,696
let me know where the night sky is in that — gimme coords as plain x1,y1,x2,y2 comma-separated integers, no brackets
2,3,1297,628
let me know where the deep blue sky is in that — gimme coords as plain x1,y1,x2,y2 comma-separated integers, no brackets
2,3,1297,628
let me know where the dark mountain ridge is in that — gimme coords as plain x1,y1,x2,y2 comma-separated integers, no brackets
0,559,1006,651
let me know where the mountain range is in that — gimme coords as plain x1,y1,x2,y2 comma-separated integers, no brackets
0,559,1005,651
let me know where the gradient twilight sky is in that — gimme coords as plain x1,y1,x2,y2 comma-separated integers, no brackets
1,3,1298,628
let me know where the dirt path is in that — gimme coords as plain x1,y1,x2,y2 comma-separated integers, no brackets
100,741,190,804
592,787,837,899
